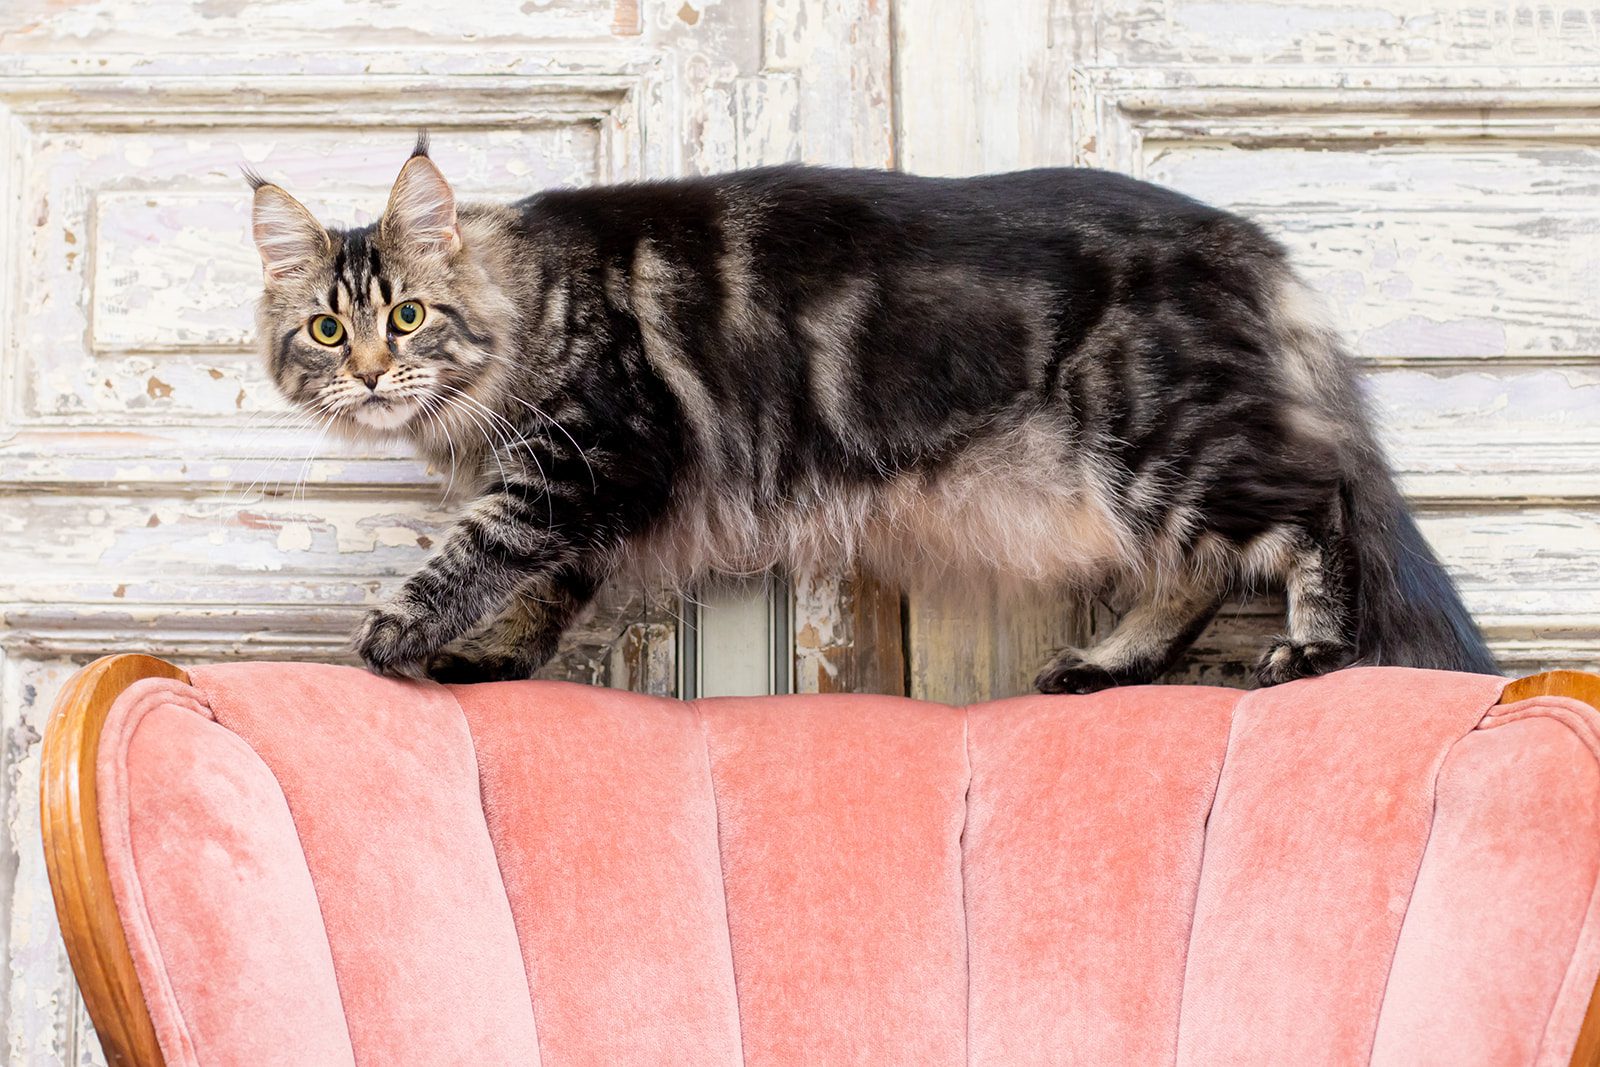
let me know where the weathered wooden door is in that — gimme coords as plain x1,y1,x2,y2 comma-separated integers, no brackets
897,0,1600,696
0,1,892,1058
4,0,1598,1060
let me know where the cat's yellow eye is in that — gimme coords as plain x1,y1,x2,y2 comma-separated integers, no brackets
308,315,345,346
390,301,426,334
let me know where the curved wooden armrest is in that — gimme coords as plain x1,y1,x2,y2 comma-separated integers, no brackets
1500,670,1600,714
41,654,186,1067
35,658,1600,1067
1504,672,1600,1067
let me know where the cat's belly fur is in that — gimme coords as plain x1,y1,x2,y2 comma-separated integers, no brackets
615,418,1139,592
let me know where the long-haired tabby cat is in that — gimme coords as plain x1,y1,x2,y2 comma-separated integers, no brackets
248,135,1497,692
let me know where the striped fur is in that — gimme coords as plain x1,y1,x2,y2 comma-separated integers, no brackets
250,141,1497,690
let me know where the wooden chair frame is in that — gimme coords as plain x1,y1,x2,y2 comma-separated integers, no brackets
39,655,1600,1067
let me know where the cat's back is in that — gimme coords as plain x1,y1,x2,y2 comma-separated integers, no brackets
725,164,1241,227
520,165,1276,259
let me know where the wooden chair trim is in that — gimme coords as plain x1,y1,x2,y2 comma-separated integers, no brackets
41,653,185,1067
36,660,1600,1065
1501,669,1600,715
1505,672,1600,1067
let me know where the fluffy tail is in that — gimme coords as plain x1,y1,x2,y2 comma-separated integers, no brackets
1341,451,1499,675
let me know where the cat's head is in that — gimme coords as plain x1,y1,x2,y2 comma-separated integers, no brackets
249,136,514,438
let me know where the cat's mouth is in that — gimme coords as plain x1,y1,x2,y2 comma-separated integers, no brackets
348,393,419,431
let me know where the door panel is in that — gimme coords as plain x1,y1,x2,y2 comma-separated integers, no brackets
0,1,893,1059
896,5,1600,691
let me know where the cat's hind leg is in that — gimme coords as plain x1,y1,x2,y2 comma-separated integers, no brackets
425,569,598,684
1035,574,1224,695
1254,523,1358,686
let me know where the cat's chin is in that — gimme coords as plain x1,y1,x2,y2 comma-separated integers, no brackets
348,397,420,432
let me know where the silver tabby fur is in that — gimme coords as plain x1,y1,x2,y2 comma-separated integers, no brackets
249,135,1497,692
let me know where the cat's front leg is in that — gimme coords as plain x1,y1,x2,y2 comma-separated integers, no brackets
424,568,600,684
353,487,595,678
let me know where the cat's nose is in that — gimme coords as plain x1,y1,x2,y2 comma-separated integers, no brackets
356,371,383,391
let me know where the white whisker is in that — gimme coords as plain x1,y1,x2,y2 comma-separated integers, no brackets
499,392,598,491
416,390,458,503
440,384,557,529
438,391,512,494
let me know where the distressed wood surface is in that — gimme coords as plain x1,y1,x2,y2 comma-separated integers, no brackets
0,0,897,1060
894,0,1074,176
907,587,1088,705
897,7,1599,695
0,0,625,51
1087,0,1600,67
793,566,905,696
5,0,1600,1059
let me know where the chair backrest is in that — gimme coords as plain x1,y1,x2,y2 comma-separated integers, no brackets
44,658,1600,1066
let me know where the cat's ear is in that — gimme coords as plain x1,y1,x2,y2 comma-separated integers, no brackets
250,180,330,283
380,143,461,259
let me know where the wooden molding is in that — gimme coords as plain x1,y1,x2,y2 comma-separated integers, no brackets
40,654,187,1067
1069,66,1600,179
1503,672,1600,1067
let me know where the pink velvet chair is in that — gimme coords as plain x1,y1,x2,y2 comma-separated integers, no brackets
40,655,1600,1066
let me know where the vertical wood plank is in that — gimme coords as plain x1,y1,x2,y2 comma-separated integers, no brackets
764,0,895,167
893,0,1074,177
2,655,79,1064
907,587,1085,704
794,566,906,696
893,0,1083,704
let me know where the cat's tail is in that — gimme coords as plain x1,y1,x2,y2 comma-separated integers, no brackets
1271,269,1497,676
1340,445,1500,675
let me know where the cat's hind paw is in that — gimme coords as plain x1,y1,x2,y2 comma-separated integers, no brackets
1035,651,1123,695
1254,639,1355,688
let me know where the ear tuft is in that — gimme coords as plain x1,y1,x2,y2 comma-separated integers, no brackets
251,184,329,283
411,129,431,159
380,151,460,258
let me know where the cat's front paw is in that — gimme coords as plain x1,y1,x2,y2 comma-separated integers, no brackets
425,652,533,685
353,603,436,679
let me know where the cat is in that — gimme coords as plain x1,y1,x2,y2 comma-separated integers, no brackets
247,134,1498,692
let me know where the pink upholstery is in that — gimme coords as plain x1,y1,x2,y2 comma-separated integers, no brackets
452,681,740,1064
90,665,1600,1066
97,680,353,1067
964,686,1238,1064
189,663,541,1065
696,694,968,1064
1178,668,1510,1063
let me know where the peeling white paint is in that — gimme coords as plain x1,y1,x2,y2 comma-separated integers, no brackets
274,524,313,552
3,0,1598,1060
896,3,1600,690
0,2,893,1058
